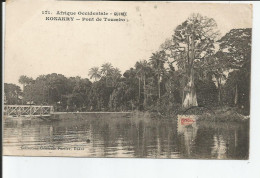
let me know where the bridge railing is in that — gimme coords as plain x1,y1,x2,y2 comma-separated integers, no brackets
4,105,54,117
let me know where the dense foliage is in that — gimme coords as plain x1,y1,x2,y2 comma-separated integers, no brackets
4,14,251,115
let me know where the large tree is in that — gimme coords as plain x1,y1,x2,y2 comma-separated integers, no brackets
123,68,139,109
4,83,22,104
166,13,219,108
18,75,33,91
218,28,251,71
201,51,227,106
219,28,251,113
68,77,92,109
22,73,68,105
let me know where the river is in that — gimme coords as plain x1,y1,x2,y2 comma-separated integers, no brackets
3,114,249,159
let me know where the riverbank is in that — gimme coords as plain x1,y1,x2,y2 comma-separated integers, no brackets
51,111,132,120
140,106,250,122
196,110,250,122
49,107,249,122
189,106,250,122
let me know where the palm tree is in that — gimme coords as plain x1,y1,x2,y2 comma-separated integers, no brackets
111,67,121,86
135,62,142,101
135,60,151,104
149,51,167,99
101,63,113,76
88,67,101,82
101,62,114,86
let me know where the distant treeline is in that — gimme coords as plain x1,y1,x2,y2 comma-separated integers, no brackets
4,14,251,115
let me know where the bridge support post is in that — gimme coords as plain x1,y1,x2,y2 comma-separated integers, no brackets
40,105,42,116
50,106,54,114
30,105,32,117
6,106,9,116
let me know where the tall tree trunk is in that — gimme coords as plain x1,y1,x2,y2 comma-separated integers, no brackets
158,73,161,99
182,33,198,108
143,76,146,107
217,78,222,106
218,86,221,105
234,83,238,106
22,84,25,104
182,66,198,108
16,93,19,105
138,77,141,101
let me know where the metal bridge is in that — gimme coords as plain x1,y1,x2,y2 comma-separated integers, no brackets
3,105,54,117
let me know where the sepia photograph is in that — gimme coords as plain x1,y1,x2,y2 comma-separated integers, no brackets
3,1,252,159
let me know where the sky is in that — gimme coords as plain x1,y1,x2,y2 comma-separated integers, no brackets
4,1,252,86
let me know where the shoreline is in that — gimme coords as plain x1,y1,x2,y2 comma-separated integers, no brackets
53,111,132,114
3,110,250,122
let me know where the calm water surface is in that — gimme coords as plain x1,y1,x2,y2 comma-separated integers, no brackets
3,114,249,159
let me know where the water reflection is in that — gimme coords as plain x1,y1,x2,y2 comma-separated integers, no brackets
177,118,198,156
211,135,227,159
3,115,249,159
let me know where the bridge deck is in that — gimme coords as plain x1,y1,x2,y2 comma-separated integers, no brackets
4,105,54,117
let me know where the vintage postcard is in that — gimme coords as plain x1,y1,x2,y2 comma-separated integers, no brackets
3,1,252,159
